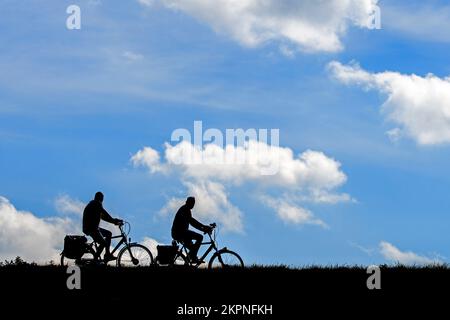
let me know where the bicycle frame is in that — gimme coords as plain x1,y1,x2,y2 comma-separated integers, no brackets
178,231,219,265
85,225,134,261
109,232,128,257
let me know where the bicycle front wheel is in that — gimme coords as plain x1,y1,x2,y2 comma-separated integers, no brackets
208,249,244,269
117,244,153,267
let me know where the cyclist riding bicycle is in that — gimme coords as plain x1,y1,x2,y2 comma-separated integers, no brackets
171,197,212,263
82,192,123,262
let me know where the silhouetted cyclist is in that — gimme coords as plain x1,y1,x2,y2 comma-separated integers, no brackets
82,192,123,262
172,197,212,263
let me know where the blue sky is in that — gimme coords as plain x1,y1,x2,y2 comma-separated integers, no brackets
1,0,450,265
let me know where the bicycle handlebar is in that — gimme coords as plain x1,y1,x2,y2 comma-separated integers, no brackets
204,222,217,235
118,220,131,237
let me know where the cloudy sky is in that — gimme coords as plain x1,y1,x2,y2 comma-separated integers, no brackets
1,0,449,265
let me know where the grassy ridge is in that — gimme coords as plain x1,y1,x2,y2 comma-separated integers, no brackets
1,261,449,317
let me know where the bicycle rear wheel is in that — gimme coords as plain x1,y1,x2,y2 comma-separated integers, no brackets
172,252,189,266
60,253,76,266
117,244,153,267
60,248,96,266
208,249,244,269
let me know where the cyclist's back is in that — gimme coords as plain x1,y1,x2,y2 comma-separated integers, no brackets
171,203,192,239
82,199,103,234
82,192,122,261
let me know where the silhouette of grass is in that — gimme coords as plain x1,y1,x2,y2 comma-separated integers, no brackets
1,257,448,315
1,259,449,273
0,256,448,270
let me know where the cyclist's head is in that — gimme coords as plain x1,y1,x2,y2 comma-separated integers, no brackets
94,191,104,203
186,196,195,209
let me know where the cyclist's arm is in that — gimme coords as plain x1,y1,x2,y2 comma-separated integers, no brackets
100,207,117,224
190,217,207,232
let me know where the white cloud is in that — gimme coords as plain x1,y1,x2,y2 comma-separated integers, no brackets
140,0,379,53
138,0,154,6
153,140,347,190
328,61,450,145
141,236,160,258
384,4,450,43
131,146,165,173
303,190,355,204
132,140,351,230
379,241,441,265
184,180,243,232
122,51,144,63
0,196,77,263
349,241,376,256
261,196,327,228
159,197,184,216
55,194,85,216
385,127,402,143
279,44,295,58
160,180,243,233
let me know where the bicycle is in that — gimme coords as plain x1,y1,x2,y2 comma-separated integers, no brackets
161,223,244,269
60,221,153,267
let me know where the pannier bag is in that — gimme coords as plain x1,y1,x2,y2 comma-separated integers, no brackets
157,244,178,264
63,235,87,259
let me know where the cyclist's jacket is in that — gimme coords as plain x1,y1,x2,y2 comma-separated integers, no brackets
171,204,205,239
82,200,115,234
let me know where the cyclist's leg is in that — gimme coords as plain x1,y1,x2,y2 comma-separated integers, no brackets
99,228,112,256
184,230,203,259
88,229,107,259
